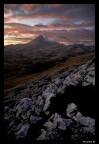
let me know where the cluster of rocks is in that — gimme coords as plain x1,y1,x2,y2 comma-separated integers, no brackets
4,57,95,142
37,103,95,140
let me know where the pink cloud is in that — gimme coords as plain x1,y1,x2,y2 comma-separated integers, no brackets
53,4,62,8
23,4,35,9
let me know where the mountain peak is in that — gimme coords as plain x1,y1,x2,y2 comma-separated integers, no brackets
27,35,59,46
34,35,54,42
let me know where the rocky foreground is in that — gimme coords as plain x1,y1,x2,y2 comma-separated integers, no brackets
4,57,95,142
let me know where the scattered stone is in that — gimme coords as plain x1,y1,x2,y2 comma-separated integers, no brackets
66,103,78,118
15,123,30,139
53,78,63,87
4,57,95,141
82,75,95,86
15,98,33,118
37,113,72,140
64,76,77,86
43,93,55,115
57,84,66,95
30,115,42,124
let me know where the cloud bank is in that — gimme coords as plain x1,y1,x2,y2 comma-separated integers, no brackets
4,4,95,45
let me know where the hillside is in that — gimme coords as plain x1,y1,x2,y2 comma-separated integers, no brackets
4,35,95,89
4,56,95,142
4,52,95,90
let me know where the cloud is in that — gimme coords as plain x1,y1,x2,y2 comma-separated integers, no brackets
4,4,94,23
23,4,35,9
4,22,95,45
53,4,62,8
34,23,47,27
4,4,95,45
48,20,95,29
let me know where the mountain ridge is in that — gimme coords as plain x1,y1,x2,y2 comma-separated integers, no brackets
4,34,95,82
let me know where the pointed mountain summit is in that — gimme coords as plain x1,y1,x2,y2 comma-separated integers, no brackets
27,35,59,46
7,35,60,52
34,35,54,42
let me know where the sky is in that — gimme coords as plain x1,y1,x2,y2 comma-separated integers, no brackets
4,4,95,46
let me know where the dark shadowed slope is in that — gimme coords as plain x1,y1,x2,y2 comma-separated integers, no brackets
4,52,95,90
4,35,95,89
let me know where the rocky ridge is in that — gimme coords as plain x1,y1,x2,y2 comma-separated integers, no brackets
4,57,95,142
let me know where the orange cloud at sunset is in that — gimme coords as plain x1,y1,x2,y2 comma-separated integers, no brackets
4,4,95,46
23,4,34,9
53,4,62,8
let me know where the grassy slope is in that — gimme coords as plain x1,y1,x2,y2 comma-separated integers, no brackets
4,52,95,91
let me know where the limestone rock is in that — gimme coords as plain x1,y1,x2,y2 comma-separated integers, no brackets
30,115,42,124
37,113,72,140
66,103,78,118
15,123,30,139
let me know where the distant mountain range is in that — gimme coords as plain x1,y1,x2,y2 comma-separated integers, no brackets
5,35,95,52
4,35,95,80
4,35,60,52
